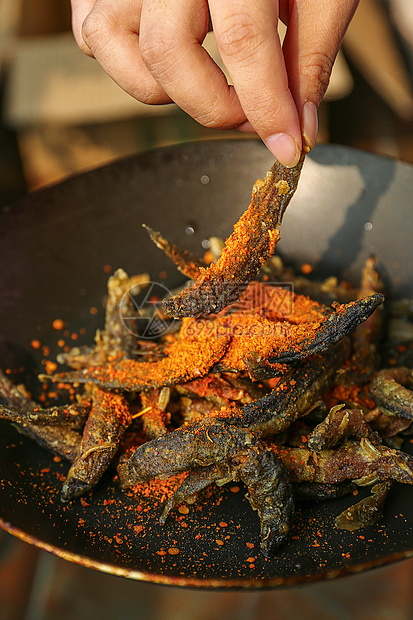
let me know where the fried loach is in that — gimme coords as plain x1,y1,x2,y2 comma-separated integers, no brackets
162,155,305,319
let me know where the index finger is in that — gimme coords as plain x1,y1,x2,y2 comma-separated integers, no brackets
210,0,302,166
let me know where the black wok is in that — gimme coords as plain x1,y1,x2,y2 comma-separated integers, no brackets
0,140,412,588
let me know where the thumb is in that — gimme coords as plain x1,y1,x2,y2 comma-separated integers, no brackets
71,0,98,56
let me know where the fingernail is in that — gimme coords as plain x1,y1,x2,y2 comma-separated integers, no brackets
264,133,301,167
236,121,256,134
301,101,318,151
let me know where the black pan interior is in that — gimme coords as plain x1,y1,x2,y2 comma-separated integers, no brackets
0,140,412,588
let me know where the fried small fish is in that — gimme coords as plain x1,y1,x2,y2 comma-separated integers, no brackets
163,155,305,319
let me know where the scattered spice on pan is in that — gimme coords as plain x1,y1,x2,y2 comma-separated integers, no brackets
52,319,65,331
301,263,314,275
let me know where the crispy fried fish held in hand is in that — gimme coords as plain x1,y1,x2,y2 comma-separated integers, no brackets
163,155,305,319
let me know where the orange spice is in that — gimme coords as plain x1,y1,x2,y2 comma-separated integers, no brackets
44,360,58,374
88,280,332,391
203,250,214,264
325,383,375,410
91,334,229,390
131,472,188,503
301,263,313,275
96,388,131,427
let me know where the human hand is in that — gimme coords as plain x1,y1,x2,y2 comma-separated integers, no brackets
71,0,359,167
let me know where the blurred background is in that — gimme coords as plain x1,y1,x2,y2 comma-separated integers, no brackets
1,0,413,618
